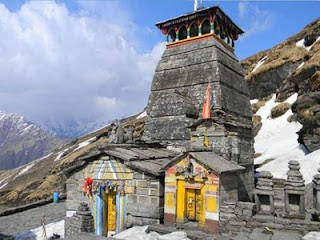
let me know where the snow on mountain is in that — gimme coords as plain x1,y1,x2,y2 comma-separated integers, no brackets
0,110,66,170
254,94,320,183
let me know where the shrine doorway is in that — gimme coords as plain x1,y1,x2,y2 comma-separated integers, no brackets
103,189,117,236
186,188,202,221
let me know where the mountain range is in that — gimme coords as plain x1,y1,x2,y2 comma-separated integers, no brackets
0,111,66,170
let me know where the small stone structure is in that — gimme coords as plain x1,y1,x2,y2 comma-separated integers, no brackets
285,160,305,218
66,202,94,236
65,145,177,236
254,171,274,214
163,151,245,234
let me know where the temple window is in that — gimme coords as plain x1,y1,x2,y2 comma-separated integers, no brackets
201,19,210,35
190,23,198,38
178,26,187,40
168,29,176,42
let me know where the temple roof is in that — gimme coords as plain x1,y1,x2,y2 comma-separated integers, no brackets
156,6,244,35
162,151,245,174
188,152,245,174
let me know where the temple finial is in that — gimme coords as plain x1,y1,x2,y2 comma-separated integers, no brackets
194,0,203,11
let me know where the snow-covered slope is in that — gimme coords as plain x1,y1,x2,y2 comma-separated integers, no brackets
254,94,320,183
0,110,66,170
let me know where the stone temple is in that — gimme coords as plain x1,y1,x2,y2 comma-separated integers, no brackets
65,4,256,237
143,6,254,201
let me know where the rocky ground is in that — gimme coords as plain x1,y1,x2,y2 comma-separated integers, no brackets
0,202,66,236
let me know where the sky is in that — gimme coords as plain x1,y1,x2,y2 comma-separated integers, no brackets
0,0,319,137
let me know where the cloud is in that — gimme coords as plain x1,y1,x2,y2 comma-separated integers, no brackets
0,1,165,136
238,1,274,39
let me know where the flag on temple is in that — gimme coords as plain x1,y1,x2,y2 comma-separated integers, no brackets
202,81,211,119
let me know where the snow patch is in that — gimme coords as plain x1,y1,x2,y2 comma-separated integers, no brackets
18,162,35,177
251,56,267,73
250,99,259,104
297,62,305,69
296,36,320,51
303,231,320,240
114,226,190,240
136,111,147,119
15,220,65,240
54,151,65,161
73,137,96,152
0,182,8,189
254,93,320,183
66,211,76,217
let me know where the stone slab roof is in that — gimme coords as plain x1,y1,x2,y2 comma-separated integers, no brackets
64,145,179,177
104,147,177,161
189,152,245,174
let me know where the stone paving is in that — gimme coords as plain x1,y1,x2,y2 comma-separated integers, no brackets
0,202,66,236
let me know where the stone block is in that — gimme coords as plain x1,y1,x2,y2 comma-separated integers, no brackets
138,195,150,205
243,209,253,217
220,205,237,213
150,196,162,206
136,180,148,188
252,214,275,223
229,220,246,227
220,212,236,220
148,181,160,189
149,188,164,197
237,201,255,210
136,187,149,196
274,217,291,225
127,195,138,204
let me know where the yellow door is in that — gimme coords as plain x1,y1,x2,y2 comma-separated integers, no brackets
186,189,196,220
195,189,202,221
107,191,116,232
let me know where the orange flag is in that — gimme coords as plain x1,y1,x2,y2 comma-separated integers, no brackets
202,82,211,119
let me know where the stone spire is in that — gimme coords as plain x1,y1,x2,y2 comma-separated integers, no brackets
66,202,94,236
256,171,274,191
285,160,305,192
284,160,305,217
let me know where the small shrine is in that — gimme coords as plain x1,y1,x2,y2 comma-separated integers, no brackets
284,160,305,218
253,171,274,214
163,151,244,234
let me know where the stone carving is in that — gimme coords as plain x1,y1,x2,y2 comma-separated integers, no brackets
313,167,320,219
284,160,305,218
109,120,133,144
66,202,94,236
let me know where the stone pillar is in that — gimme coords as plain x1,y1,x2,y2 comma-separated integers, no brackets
284,160,305,218
66,202,94,236
313,168,320,217
254,171,274,214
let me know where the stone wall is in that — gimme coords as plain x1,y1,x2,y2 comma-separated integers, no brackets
126,172,164,227
219,201,320,235
66,167,88,211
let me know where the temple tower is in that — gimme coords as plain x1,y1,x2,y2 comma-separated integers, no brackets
143,6,254,200
144,6,250,145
